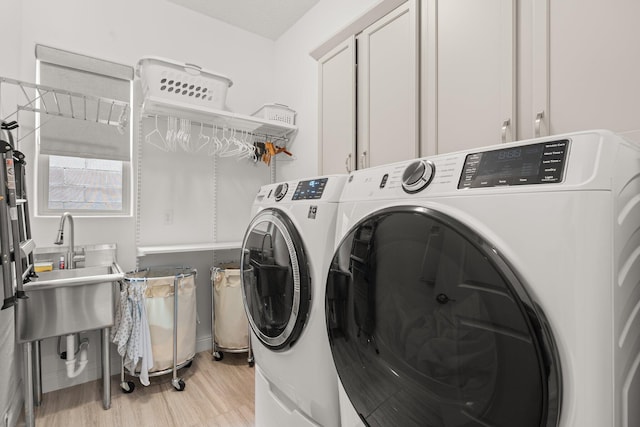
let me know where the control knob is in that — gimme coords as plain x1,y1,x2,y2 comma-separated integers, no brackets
274,183,288,201
401,160,435,193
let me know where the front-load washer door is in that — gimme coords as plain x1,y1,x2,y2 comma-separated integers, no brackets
241,208,311,351
326,206,561,427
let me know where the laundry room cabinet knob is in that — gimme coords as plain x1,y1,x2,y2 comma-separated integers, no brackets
401,160,435,194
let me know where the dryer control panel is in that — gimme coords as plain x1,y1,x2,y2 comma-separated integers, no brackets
458,140,569,189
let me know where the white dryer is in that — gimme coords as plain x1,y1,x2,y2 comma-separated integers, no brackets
325,130,640,427
241,175,347,427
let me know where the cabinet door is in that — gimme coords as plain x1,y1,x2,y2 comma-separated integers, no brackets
357,0,419,169
530,0,549,138
433,0,515,154
318,37,356,175
548,0,640,135
514,0,550,141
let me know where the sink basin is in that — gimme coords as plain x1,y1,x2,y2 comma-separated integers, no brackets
17,263,125,343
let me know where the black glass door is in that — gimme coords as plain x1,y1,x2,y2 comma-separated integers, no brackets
241,208,311,350
326,206,560,427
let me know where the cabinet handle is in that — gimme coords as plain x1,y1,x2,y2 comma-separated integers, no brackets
501,119,511,143
345,153,352,173
360,151,367,169
534,111,544,138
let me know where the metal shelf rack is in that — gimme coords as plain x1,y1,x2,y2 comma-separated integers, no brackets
0,76,130,143
140,95,297,143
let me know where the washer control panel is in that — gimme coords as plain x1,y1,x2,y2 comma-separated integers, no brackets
292,178,328,200
458,140,570,189
339,131,625,203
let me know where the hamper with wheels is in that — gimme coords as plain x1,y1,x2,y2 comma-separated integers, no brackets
114,267,197,393
211,265,253,366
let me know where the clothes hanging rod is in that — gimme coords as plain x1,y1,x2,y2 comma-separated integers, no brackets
143,114,289,143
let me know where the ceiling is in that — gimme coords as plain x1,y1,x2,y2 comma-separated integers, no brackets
166,0,321,41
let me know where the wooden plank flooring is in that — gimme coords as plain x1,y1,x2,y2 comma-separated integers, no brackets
18,351,255,427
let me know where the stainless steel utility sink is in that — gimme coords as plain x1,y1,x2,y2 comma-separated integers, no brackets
17,263,124,343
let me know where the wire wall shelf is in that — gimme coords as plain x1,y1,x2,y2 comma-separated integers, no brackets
0,77,130,142
141,96,297,142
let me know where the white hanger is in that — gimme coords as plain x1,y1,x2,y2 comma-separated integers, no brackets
145,115,168,151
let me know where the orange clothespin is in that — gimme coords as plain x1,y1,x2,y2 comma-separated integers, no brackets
263,141,276,166
261,142,292,166
274,145,292,157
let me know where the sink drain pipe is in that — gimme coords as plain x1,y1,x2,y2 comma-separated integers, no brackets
65,334,89,378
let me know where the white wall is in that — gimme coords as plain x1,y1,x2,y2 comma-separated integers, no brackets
273,0,379,182
3,0,279,394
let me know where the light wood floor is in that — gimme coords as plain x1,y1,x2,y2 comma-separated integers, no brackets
18,351,255,427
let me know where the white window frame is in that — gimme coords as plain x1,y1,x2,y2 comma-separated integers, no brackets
34,47,133,218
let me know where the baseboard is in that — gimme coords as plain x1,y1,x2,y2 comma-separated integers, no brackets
197,335,213,354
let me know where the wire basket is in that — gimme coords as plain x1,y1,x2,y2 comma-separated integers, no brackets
136,56,233,110
252,103,296,125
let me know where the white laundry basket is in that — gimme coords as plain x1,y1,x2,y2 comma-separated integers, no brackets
252,103,296,125
211,265,253,365
142,269,197,371
117,267,197,392
136,56,233,110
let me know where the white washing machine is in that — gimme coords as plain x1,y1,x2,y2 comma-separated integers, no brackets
325,130,640,427
241,174,347,427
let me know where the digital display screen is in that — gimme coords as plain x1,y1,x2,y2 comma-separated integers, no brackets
292,178,328,200
458,140,569,189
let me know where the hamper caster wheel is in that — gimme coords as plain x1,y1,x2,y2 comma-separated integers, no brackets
213,351,223,361
248,355,254,367
121,381,135,394
172,378,186,391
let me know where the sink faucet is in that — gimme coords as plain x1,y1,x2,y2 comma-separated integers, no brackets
54,212,84,269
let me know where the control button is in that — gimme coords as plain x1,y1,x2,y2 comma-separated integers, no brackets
274,183,288,201
380,173,389,188
401,160,435,193
403,161,425,185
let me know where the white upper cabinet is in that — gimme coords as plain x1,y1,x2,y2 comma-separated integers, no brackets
317,0,640,167
547,0,640,136
422,0,516,155
520,0,640,140
318,37,356,174
315,0,417,174
357,1,419,169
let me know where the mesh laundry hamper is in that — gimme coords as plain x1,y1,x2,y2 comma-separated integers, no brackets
211,265,252,364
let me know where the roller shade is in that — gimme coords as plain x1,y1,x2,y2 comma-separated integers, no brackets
36,45,132,161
